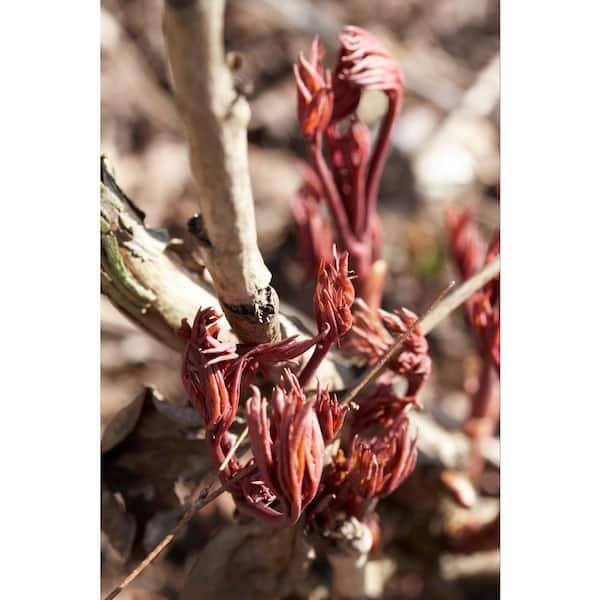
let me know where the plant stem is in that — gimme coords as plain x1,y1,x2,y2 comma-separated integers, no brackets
311,133,362,255
351,137,367,238
163,0,280,343
299,340,334,387
364,94,401,237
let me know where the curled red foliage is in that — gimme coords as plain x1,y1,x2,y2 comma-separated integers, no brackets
311,410,418,523
179,308,240,440
246,370,325,526
313,383,348,445
341,299,432,396
332,26,403,121
348,383,418,442
180,307,329,522
292,27,404,304
337,27,403,87
314,248,355,345
293,37,334,138
446,206,486,281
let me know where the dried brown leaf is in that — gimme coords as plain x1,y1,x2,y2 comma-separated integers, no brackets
101,391,145,454
101,480,137,563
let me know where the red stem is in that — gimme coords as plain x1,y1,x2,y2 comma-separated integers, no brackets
471,359,498,424
351,143,367,238
364,93,401,237
298,340,333,388
310,133,362,255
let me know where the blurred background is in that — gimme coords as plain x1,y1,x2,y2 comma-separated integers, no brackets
101,1,499,597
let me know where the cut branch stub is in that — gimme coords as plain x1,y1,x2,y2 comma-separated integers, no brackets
163,0,280,343
100,156,224,351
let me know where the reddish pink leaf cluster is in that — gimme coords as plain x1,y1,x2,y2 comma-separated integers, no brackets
179,308,241,443
333,26,404,109
341,298,432,397
179,246,422,531
348,383,419,441
310,387,417,525
314,248,355,344
313,383,348,445
294,39,334,138
299,248,356,386
446,207,500,454
291,26,404,305
179,308,326,524
446,207,500,371
246,370,325,527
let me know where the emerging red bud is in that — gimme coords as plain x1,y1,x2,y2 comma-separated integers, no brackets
332,25,403,121
380,307,432,396
246,370,325,526
313,411,418,522
179,308,239,438
314,248,355,345
349,383,418,442
360,414,418,499
446,206,486,281
294,37,334,138
342,299,432,396
314,383,348,444
470,229,500,370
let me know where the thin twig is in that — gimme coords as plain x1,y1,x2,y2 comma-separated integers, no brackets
103,446,255,600
219,427,248,472
420,256,499,334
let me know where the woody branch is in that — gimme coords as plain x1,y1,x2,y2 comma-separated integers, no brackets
162,0,280,343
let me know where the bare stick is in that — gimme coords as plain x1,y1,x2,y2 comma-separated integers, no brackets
420,256,499,334
340,282,455,409
219,427,248,472
162,0,280,344
103,457,256,600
